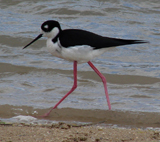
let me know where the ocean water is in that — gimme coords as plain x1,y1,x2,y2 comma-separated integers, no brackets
0,0,160,127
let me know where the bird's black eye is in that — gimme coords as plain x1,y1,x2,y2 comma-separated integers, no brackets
44,24,49,30
42,24,50,32
41,20,61,33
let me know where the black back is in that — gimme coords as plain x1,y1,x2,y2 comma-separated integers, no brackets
58,29,147,49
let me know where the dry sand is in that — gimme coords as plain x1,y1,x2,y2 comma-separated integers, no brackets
0,122,160,142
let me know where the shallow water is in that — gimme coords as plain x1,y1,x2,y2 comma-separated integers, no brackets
0,0,160,127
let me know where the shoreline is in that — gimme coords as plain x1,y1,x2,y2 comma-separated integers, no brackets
0,122,160,142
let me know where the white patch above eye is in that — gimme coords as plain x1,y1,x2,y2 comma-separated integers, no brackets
44,24,49,29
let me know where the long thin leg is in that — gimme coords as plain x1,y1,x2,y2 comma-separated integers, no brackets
88,61,111,110
42,61,78,117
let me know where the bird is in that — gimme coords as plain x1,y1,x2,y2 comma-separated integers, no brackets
23,20,148,117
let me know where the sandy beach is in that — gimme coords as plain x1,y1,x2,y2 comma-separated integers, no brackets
0,122,160,142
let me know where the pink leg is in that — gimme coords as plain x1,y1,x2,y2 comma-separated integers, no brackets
42,61,78,117
88,61,111,110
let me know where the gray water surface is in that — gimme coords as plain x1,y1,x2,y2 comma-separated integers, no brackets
0,0,160,127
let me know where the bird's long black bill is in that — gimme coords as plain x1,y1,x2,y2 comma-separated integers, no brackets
23,34,43,49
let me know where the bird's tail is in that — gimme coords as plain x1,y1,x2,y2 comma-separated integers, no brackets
125,39,149,44
104,38,149,48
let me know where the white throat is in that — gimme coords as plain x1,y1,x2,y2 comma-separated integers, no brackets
43,27,60,39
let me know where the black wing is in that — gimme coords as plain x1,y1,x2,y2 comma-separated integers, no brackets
59,29,148,49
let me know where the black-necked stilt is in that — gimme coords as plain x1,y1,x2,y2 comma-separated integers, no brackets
23,20,148,117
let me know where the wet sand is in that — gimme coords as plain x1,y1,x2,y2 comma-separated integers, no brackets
0,122,160,142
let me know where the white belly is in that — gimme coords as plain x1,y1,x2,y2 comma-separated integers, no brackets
46,39,107,63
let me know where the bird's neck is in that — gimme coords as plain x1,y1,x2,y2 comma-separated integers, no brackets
52,34,60,43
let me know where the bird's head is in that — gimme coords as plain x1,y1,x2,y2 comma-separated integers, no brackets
23,20,61,49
